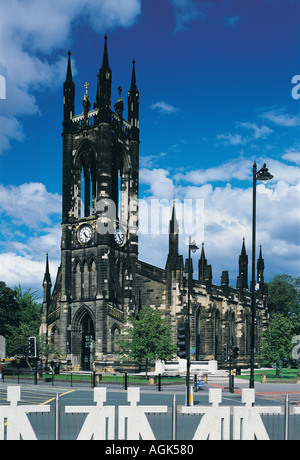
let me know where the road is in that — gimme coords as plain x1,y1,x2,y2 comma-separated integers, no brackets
1,377,300,440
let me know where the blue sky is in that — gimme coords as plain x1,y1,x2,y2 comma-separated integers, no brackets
0,0,299,297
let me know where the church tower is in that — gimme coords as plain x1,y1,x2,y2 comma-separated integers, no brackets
43,36,140,367
41,37,269,371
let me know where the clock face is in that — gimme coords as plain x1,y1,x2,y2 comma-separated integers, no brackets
78,225,92,244
114,228,125,246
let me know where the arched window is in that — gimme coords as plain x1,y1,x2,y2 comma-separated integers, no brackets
111,325,120,353
50,326,59,346
90,260,97,298
75,263,81,299
214,309,221,361
83,262,89,299
74,142,96,219
81,166,94,218
111,146,130,226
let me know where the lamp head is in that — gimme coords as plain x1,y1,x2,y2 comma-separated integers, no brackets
256,163,273,182
190,240,199,253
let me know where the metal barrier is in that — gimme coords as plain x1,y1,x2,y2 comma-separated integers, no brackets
1,386,299,440
1,369,186,391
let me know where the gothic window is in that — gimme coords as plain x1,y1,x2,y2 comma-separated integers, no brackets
214,309,221,361
75,263,81,299
90,260,97,298
83,262,89,299
111,147,130,226
74,143,96,219
111,324,120,353
50,326,59,346
80,166,93,218
118,169,122,220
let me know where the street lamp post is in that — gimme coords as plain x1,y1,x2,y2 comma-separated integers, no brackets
187,236,199,406
250,163,273,389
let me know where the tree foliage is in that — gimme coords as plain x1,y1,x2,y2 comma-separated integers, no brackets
267,274,299,317
117,306,177,375
260,275,300,371
0,282,41,357
260,313,294,374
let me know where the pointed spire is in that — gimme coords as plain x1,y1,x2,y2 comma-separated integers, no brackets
237,238,248,290
66,50,73,82
130,59,137,93
199,243,207,267
241,237,247,257
43,253,52,286
257,245,265,289
63,50,75,123
102,34,109,69
257,245,264,267
95,34,112,113
198,242,212,284
128,58,139,132
168,200,179,255
169,199,179,235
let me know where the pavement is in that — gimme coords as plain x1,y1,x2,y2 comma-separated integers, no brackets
205,373,300,405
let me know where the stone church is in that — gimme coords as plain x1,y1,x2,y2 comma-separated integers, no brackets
40,36,269,369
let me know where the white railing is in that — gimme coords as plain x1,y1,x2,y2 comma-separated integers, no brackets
0,385,298,440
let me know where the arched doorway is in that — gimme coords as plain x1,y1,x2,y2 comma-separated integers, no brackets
72,307,95,370
81,313,95,370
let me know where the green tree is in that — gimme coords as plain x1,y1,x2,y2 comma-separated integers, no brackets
260,313,294,375
14,285,41,333
0,282,42,357
117,306,177,376
0,282,21,353
267,274,299,317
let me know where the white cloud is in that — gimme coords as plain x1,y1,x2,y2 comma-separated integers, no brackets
0,252,59,295
239,122,273,139
151,101,180,115
0,182,61,228
138,156,300,283
224,16,240,27
0,0,142,154
282,150,300,165
169,0,207,31
140,168,175,199
259,109,300,127
217,122,273,147
175,158,252,185
0,182,62,294
140,152,167,168
0,116,24,151
216,133,247,146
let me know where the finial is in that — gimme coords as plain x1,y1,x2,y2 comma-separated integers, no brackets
118,86,122,99
84,81,90,95
104,33,108,41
